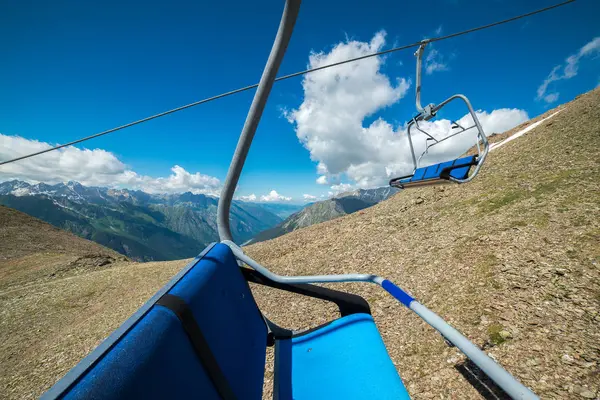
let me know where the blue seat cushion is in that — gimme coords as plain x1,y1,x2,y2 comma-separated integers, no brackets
398,155,477,185
274,313,410,399
59,243,268,400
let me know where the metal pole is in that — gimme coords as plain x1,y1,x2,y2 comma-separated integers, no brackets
414,42,428,113
410,302,538,399
217,0,301,241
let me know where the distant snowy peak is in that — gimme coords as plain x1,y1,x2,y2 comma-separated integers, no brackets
11,187,32,197
0,180,89,202
0,181,33,196
336,186,399,203
0,179,220,207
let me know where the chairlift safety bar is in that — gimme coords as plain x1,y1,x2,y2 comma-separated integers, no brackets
223,240,538,400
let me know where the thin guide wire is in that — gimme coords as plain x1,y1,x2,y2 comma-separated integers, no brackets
0,0,576,167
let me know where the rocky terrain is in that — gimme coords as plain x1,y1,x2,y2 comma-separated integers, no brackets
0,89,598,399
246,89,599,399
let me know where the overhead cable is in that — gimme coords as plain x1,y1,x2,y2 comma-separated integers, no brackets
0,0,575,166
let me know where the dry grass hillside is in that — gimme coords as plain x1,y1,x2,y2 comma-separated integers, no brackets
0,208,191,399
0,206,128,293
0,88,598,399
247,89,600,398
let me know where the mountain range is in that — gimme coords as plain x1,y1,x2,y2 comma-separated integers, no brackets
247,186,399,244
0,180,400,258
0,180,301,261
1,75,597,400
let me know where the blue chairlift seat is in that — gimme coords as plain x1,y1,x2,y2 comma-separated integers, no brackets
390,155,478,189
275,313,410,399
43,243,410,400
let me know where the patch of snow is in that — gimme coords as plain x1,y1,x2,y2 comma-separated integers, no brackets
490,110,562,153
11,188,31,196
51,200,90,219
66,186,84,202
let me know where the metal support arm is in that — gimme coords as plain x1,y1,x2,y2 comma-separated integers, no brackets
217,0,301,242
222,240,538,400
415,40,436,120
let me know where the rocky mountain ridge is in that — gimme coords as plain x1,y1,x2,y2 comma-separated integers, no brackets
0,180,287,260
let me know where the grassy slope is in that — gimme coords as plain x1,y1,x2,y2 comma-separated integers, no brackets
0,206,128,292
246,89,599,399
0,195,204,261
0,89,598,399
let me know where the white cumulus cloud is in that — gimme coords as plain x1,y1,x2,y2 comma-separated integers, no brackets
138,165,220,195
260,190,292,202
303,194,317,201
287,32,529,189
237,193,257,202
0,133,221,195
316,175,328,185
425,48,448,75
329,183,355,196
537,37,600,103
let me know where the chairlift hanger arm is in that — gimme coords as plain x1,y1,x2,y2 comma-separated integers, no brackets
414,40,436,121
216,0,300,241
402,40,490,186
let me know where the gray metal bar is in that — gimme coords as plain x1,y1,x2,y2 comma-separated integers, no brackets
224,240,380,284
406,120,419,173
415,44,425,113
410,302,538,399
414,40,438,121
223,241,537,399
217,0,301,241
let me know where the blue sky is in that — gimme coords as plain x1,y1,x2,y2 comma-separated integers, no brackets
1,0,599,203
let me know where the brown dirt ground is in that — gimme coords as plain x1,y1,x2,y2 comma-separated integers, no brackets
0,89,598,399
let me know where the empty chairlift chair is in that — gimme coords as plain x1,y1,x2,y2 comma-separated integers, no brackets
42,1,536,399
42,243,411,399
389,41,489,189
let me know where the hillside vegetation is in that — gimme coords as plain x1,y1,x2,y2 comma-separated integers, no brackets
0,206,127,292
0,89,598,399
0,207,191,398
0,184,287,261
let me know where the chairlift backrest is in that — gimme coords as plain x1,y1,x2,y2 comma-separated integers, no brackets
43,244,268,400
